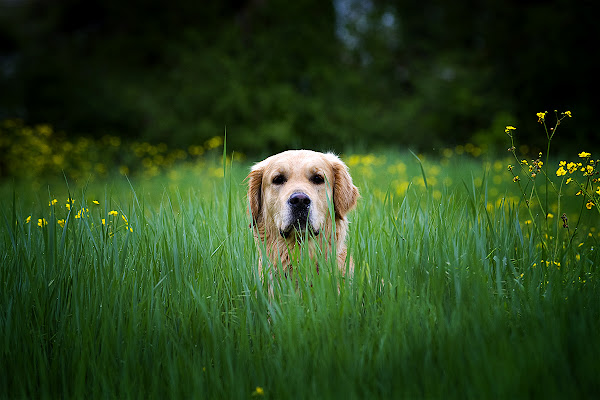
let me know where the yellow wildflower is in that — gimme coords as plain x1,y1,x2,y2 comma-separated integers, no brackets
505,126,516,134
596,186,600,195
122,214,128,224
26,215,31,224
556,166,567,176
586,200,595,210
49,199,58,206
205,136,223,150
66,203,71,211
513,176,520,182
102,218,106,226
567,162,577,173
563,110,572,117
252,387,264,396
578,151,591,158
536,111,547,123
38,218,47,227
92,200,100,205
108,210,118,217
566,178,572,184
57,219,65,228
559,161,566,166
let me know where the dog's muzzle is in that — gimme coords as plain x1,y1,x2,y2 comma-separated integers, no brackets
280,192,319,238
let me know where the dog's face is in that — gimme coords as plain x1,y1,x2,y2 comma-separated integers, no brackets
259,152,333,238
248,150,358,240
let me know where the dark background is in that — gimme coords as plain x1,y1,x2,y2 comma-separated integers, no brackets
1,0,598,157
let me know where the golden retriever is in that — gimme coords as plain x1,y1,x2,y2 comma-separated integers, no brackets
247,150,359,282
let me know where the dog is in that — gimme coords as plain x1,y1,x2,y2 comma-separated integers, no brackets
247,150,359,283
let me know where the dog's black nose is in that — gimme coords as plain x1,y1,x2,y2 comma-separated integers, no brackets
288,192,311,207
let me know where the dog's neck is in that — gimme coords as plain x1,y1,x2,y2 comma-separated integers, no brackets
253,215,351,277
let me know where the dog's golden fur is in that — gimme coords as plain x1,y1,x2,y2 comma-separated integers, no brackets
247,150,359,281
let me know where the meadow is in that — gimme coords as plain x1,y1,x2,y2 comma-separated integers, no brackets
1,117,599,399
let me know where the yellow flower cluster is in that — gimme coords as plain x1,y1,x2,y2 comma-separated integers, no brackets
510,153,544,179
0,119,229,183
532,260,561,268
503,110,599,249
450,143,484,158
556,160,583,177
28,198,133,234
556,151,599,212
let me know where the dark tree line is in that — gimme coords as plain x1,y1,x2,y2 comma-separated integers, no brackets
1,0,598,156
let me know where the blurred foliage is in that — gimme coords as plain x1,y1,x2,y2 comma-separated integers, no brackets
0,0,597,157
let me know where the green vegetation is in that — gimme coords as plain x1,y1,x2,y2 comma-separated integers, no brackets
1,132,598,397
2,1,597,395
1,1,596,154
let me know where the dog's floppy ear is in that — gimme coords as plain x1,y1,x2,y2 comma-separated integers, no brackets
247,162,264,224
326,153,359,219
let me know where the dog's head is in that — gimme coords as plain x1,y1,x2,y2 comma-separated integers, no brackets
247,150,359,239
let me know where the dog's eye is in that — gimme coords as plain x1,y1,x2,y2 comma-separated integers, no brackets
272,174,286,185
311,174,325,184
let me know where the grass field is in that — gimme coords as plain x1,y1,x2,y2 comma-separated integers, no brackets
1,147,599,399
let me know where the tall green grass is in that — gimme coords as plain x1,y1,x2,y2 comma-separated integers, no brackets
1,154,598,399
